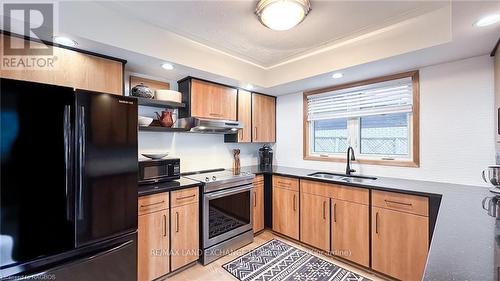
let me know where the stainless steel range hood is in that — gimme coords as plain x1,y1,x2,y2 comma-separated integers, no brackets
175,117,242,134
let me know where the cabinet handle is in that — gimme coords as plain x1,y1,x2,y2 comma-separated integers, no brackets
140,200,165,208
240,130,243,141
163,214,167,237
254,127,258,141
175,212,179,233
293,194,296,211
323,201,326,220
253,191,257,207
385,199,413,207
277,181,291,186
375,212,379,234
209,113,222,117
176,194,196,201
333,203,337,222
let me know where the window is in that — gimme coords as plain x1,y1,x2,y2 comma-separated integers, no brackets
304,71,419,167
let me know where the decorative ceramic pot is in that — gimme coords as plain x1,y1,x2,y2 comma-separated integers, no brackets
155,111,174,127
131,83,153,99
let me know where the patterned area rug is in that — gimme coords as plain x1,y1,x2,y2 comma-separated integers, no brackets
223,239,371,281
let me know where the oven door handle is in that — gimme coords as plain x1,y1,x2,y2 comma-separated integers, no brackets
205,184,253,199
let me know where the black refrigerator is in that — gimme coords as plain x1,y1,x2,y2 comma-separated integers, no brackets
1,78,138,280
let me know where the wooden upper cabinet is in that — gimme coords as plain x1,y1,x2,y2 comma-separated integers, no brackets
253,176,265,233
272,186,299,240
300,192,330,252
0,34,123,95
138,209,169,281
252,93,276,143
190,79,237,121
331,199,369,267
237,90,252,142
372,206,429,281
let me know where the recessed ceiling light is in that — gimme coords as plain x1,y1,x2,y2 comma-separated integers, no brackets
331,72,344,79
256,0,311,31
53,36,78,47
161,63,174,70
245,84,254,90
474,14,500,27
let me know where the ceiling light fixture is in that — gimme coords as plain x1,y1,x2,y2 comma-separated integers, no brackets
331,72,343,79
245,84,254,90
474,14,500,27
161,63,174,70
53,36,78,47
256,0,311,31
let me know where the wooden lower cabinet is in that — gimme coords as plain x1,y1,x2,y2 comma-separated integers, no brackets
331,200,369,267
138,210,169,281
171,202,200,271
372,206,429,281
253,179,265,233
272,187,299,240
300,193,330,252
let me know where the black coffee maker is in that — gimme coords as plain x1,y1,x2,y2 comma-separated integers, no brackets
259,145,273,167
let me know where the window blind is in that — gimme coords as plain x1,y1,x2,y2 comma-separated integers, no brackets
307,77,413,121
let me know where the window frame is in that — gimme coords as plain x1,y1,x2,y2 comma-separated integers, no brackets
303,71,420,168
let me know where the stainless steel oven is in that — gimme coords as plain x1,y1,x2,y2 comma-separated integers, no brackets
184,169,254,264
203,184,253,248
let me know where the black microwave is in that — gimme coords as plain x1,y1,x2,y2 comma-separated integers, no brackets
139,158,180,185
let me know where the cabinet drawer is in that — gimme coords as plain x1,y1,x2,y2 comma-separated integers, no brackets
254,174,264,185
171,187,199,208
335,185,369,205
301,180,368,205
272,175,299,191
372,190,428,217
138,193,169,216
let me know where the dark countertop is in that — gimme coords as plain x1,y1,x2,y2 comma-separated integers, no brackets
240,165,498,281
137,177,201,197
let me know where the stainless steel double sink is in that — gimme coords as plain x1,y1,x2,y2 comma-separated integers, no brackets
307,172,377,184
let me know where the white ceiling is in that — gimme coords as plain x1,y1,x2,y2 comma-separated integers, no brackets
3,1,498,95
98,1,448,68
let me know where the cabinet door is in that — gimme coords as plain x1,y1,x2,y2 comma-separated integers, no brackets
272,187,299,240
300,193,330,252
191,79,237,120
252,93,276,142
331,200,369,267
372,207,429,281
238,90,252,142
138,210,169,281
0,34,123,95
171,203,199,271
253,183,265,233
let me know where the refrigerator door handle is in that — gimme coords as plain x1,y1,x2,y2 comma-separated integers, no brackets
77,105,86,221
64,105,73,220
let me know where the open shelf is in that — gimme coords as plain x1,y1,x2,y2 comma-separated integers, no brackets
134,97,185,109
138,126,188,132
